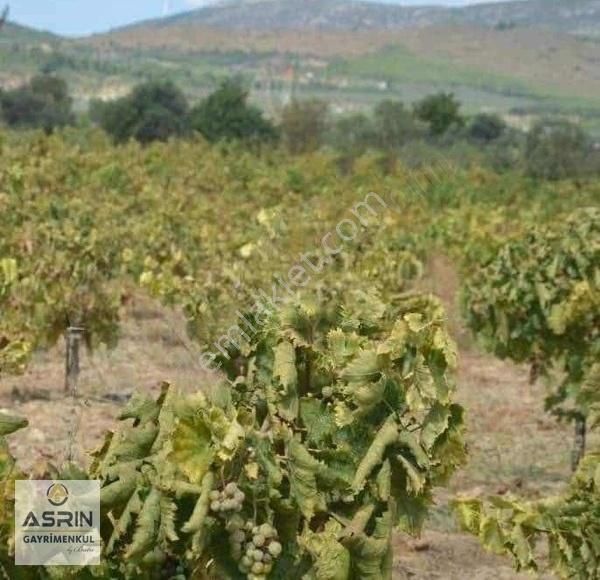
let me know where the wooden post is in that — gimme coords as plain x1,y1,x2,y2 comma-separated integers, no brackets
65,326,84,395
571,415,586,472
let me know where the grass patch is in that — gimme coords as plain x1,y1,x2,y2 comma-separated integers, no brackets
329,45,536,96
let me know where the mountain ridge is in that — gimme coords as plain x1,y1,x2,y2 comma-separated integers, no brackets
4,0,600,40
1,0,599,125
1,21,57,42
118,0,600,36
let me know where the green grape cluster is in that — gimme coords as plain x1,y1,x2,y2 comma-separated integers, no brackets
226,515,282,579
321,386,334,400
209,482,245,514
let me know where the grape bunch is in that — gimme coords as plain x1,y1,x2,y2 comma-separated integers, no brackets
209,482,245,514
226,515,282,579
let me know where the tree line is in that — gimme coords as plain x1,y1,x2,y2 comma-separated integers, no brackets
0,74,597,181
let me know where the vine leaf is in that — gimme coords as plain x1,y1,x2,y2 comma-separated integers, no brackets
126,488,161,559
169,416,214,484
352,417,398,493
299,520,350,580
397,455,425,495
273,340,299,420
420,403,451,450
300,398,335,445
288,438,325,519
0,413,28,437
480,516,505,554
343,349,381,382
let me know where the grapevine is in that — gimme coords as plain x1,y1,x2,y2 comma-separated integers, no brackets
0,285,466,579
461,207,600,467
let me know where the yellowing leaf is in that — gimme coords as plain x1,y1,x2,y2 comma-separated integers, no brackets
299,519,350,580
397,455,425,495
421,403,451,450
245,462,259,480
170,417,214,484
343,349,381,382
273,340,299,420
288,439,325,519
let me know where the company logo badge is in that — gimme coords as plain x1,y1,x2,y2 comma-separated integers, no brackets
46,483,69,507
15,480,101,566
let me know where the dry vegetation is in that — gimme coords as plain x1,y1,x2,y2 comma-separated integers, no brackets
87,26,390,58
86,24,600,99
398,26,600,100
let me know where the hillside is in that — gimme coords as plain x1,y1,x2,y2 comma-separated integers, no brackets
1,0,600,126
0,21,56,43
131,0,600,37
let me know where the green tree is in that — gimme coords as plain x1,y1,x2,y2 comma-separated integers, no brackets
413,92,463,136
190,78,277,144
373,99,421,149
94,80,190,144
280,98,329,154
525,118,588,180
468,113,506,143
0,74,74,133
328,112,377,158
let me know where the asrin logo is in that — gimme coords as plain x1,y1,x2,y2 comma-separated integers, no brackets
46,483,69,507
15,480,101,565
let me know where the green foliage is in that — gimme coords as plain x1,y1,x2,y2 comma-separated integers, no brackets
0,420,28,580
281,99,329,155
3,211,124,351
327,100,422,163
373,100,422,150
0,124,597,578
461,207,599,422
190,78,278,144
485,129,525,173
0,258,31,376
328,113,377,160
455,449,600,579
0,74,74,133
94,80,190,144
0,286,466,579
413,92,463,137
467,113,506,143
525,119,589,180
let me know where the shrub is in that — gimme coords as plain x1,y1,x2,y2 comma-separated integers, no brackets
190,78,278,144
0,74,74,133
280,99,329,154
525,119,589,180
468,113,506,143
413,92,464,137
93,80,190,144
328,113,377,158
485,129,525,173
373,100,422,150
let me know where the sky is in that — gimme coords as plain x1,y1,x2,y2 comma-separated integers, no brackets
8,0,513,37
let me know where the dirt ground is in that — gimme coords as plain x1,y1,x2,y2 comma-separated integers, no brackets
0,257,577,579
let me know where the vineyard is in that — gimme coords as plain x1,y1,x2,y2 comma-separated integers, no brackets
0,128,598,579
